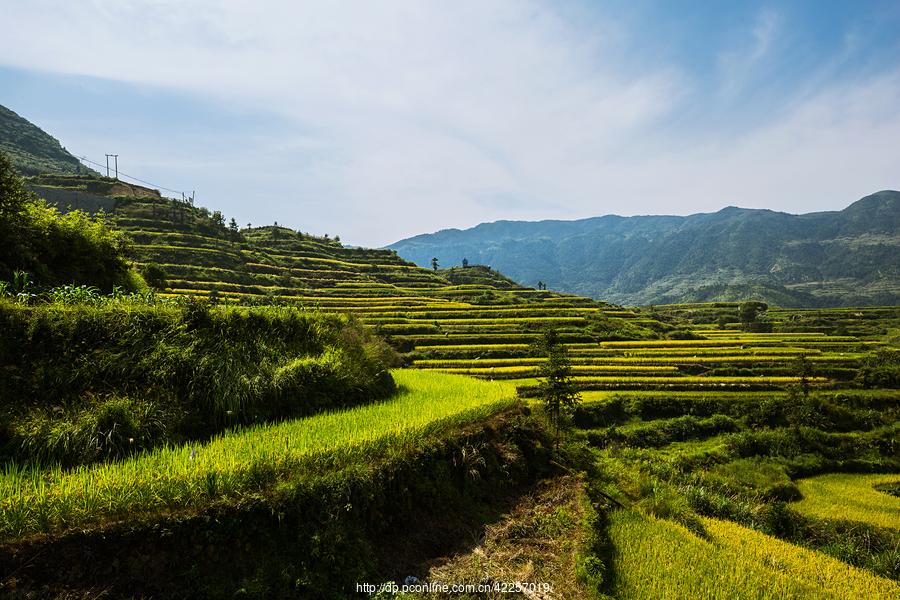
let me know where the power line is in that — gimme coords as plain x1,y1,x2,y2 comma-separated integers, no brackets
76,155,189,197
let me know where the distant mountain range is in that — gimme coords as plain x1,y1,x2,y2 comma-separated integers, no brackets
0,104,97,176
389,193,900,307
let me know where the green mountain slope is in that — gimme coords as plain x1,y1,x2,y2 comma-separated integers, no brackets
0,104,97,176
388,192,900,307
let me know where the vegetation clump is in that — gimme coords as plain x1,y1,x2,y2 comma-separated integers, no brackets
858,348,900,388
531,328,582,450
0,296,399,465
0,152,137,291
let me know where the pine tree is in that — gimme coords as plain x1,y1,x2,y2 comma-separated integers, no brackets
532,328,581,450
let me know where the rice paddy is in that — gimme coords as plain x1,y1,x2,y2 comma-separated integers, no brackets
608,509,900,599
793,473,900,530
0,370,518,541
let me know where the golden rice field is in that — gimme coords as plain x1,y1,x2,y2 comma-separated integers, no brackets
609,510,900,599
415,343,531,353
0,371,517,541
524,375,826,385
417,355,853,366
793,473,900,530
569,347,826,355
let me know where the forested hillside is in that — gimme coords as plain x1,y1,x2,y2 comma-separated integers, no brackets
390,192,900,307
0,105,97,176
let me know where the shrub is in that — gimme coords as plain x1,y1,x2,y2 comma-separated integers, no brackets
0,152,137,291
141,263,169,290
666,329,705,340
857,349,900,388
7,395,174,466
610,414,738,448
0,301,399,464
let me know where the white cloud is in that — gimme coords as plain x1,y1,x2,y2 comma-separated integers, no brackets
751,10,780,61
716,9,782,100
0,1,896,246
574,72,900,218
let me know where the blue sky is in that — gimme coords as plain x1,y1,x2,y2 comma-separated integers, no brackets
1,0,898,246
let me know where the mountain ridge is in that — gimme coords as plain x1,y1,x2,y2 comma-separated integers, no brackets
399,193,898,240
389,191,900,307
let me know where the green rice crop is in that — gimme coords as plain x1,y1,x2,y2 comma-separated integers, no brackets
0,370,517,541
609,509,899,599
424,365,678,374
561,376,827,383
523,376,829,391
702,517,900,597
415,343,531,352
793,473,900,530
356,307,598,318
601,340,746,348
402,333,543,341
577,390,785,403
444,352,850,366
414,358,678,368
563,355,857,365
414,358,547,366
413,317,588,325
570,347,825,356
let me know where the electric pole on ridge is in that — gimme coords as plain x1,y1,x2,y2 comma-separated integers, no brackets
105,154,119,179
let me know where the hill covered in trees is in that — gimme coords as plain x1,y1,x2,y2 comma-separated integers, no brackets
0,104,97,176
389,192,900,308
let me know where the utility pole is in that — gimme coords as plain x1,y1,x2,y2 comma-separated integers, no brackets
105,154,118,179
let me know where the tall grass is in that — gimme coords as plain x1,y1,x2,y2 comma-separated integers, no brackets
0,371,517,541
1,299,398,430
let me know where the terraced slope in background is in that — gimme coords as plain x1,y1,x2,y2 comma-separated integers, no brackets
24,180,666,360
644,302,900,339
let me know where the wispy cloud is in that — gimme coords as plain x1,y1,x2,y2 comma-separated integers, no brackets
716,9,782,99
751,9,780,61
0,1,896,245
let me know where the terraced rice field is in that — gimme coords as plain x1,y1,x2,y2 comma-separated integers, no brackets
111,201,876,398
793,473,900,530
410,330,871,391
0,370,517,541
104,198,639,343
608,510,900,599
